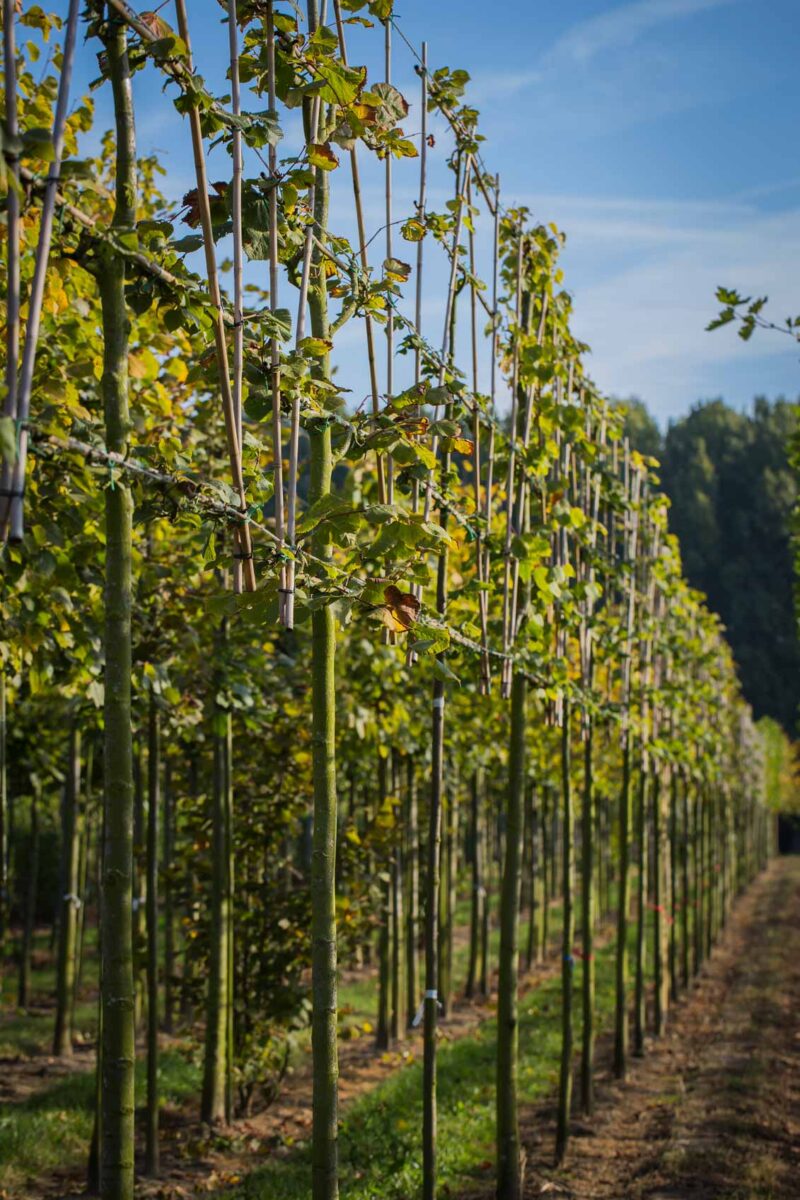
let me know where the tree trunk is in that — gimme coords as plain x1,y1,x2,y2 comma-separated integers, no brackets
496,670,526,1200
390,754,405,1040
18,787,39,1009
405,757,419,1027
480,774,491,993
614,733,632,1079
633,765,648,1057
376,760,391,1050
466,769,483,997
668,769,679,1001
0,670,7,1000
54,722,81,1056
680,775,690,989
74,741,93,1005
98,18,137,1194
163,759,175,1033
438,787,453,1018
423,553,447,1200
541,783,551,957
653,770,668,1035
145,694,159,1174
307,114,339,1198
580,720,595,1115
202,697,231,1123
555,702,574,1163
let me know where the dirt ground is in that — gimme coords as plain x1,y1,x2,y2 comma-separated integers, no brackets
514,856,800,1200
4,860,799,1199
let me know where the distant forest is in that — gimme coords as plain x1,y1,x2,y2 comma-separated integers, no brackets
616,397,799,734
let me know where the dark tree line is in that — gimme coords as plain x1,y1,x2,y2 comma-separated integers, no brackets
616,397,800,734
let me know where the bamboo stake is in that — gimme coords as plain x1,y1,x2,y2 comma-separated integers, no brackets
1,0,80,544
285,96,320,631
266,0,288,621
423,153,472,522
384,17,394,504
228,0,245,596
406,41,428,667
507,292,550,664
467,174,490,693
500,230,524,697
482,180,500,660
413,46,428,395
2,0,20,468
173,0,256,591
332,0,386,503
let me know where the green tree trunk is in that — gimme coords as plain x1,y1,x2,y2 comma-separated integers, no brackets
163,759,175,1033
614,733,632,1079
710,792,714,960
74,742,93,1005
88,801,105,1195
376,759,391,1050
555,702,574,1163
653,771,668,1035
54,722,81,1056
580,721,595,1115
466,769,483,997
680,775,690,989
693,789,702,975
202,698,231,1123
145,694,159,1175
181,753,200,1027
541,783,551,956
405,757,419,1027
633,765,648,1057
668,769,679,1001
224,712,234,1124
390,754,405,1040
438,788,454,1017
98,18,137,1194
480,775,491,993
307,117,339,1198
496,670,526,1199
132,746,145,1032
18,787,39,1009
0,670,7,1002
423,556,448,1200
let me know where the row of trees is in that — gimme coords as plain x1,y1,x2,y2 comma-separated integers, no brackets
617,396,799,733
0,4,780,1200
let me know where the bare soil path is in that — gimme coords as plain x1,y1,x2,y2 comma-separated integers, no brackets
517,856,800,1200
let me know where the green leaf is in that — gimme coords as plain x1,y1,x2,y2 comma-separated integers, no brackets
400,218,425,243
20,127,55,162
432,658,460,685
308,142,340,170
298,336,332,357
383,257,411,282
0,416,16,465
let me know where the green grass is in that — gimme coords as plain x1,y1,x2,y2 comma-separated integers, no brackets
0,929,201,1194
214,923,619,1200
0,1046,202,1192
0,882,662,1199
0,928,100,1056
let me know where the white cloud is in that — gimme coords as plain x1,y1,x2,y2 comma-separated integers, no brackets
544,0,737,67
522,192,800,419
471,0,740,124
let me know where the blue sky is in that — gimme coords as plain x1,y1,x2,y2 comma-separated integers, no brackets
55,0,800,423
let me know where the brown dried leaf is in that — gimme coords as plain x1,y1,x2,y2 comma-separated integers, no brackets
380,585,420,633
